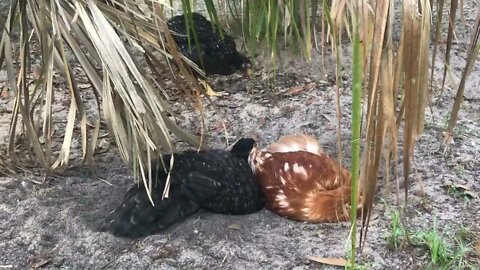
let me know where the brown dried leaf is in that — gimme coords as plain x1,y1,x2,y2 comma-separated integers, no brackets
213,121,231,133
454,184,472,191
305,96,316,105
287,82,316,95
32,259,51,269
287,85,303,94
441,180,470,191
441,180,479,198
28,255,51,269
475,241,480,256
442,131,455,145
415,169,426,197
309,256,348,266
259,116,267,127
227,224,242,230
1,87,9,98
32,65,42,81
98,138,110,150
441,179,454,187
304,82,317,91
78,83,91,89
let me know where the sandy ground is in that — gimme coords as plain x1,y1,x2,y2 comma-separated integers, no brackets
1,1,480,269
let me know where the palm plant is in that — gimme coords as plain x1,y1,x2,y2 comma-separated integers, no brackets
1,0,204,202
1,0,478,267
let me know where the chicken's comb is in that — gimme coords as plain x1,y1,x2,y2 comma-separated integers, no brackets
265,134,323,155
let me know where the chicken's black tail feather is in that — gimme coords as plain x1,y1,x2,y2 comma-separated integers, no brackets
179,171,222,203
103,185,200,238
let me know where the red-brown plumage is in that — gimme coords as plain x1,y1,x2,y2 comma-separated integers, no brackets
249,134,355,222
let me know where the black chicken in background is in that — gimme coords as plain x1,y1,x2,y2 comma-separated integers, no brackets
103,138,264,238
167,12,253,97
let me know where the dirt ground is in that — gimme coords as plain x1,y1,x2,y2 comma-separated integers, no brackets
1,2,480,270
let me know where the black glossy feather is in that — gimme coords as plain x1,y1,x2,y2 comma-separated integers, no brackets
177,149,265,214
104,138,264,238
106,184,200,238
167,13,251,77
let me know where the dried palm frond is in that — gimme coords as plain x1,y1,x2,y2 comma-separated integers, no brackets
338,0,431,264
0,0,204,201
445,6,480,148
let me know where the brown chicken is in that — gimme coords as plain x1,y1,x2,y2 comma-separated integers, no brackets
249,134,355,222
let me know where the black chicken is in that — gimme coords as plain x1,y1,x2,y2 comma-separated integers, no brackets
167,12,252,96
103,138,264,238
